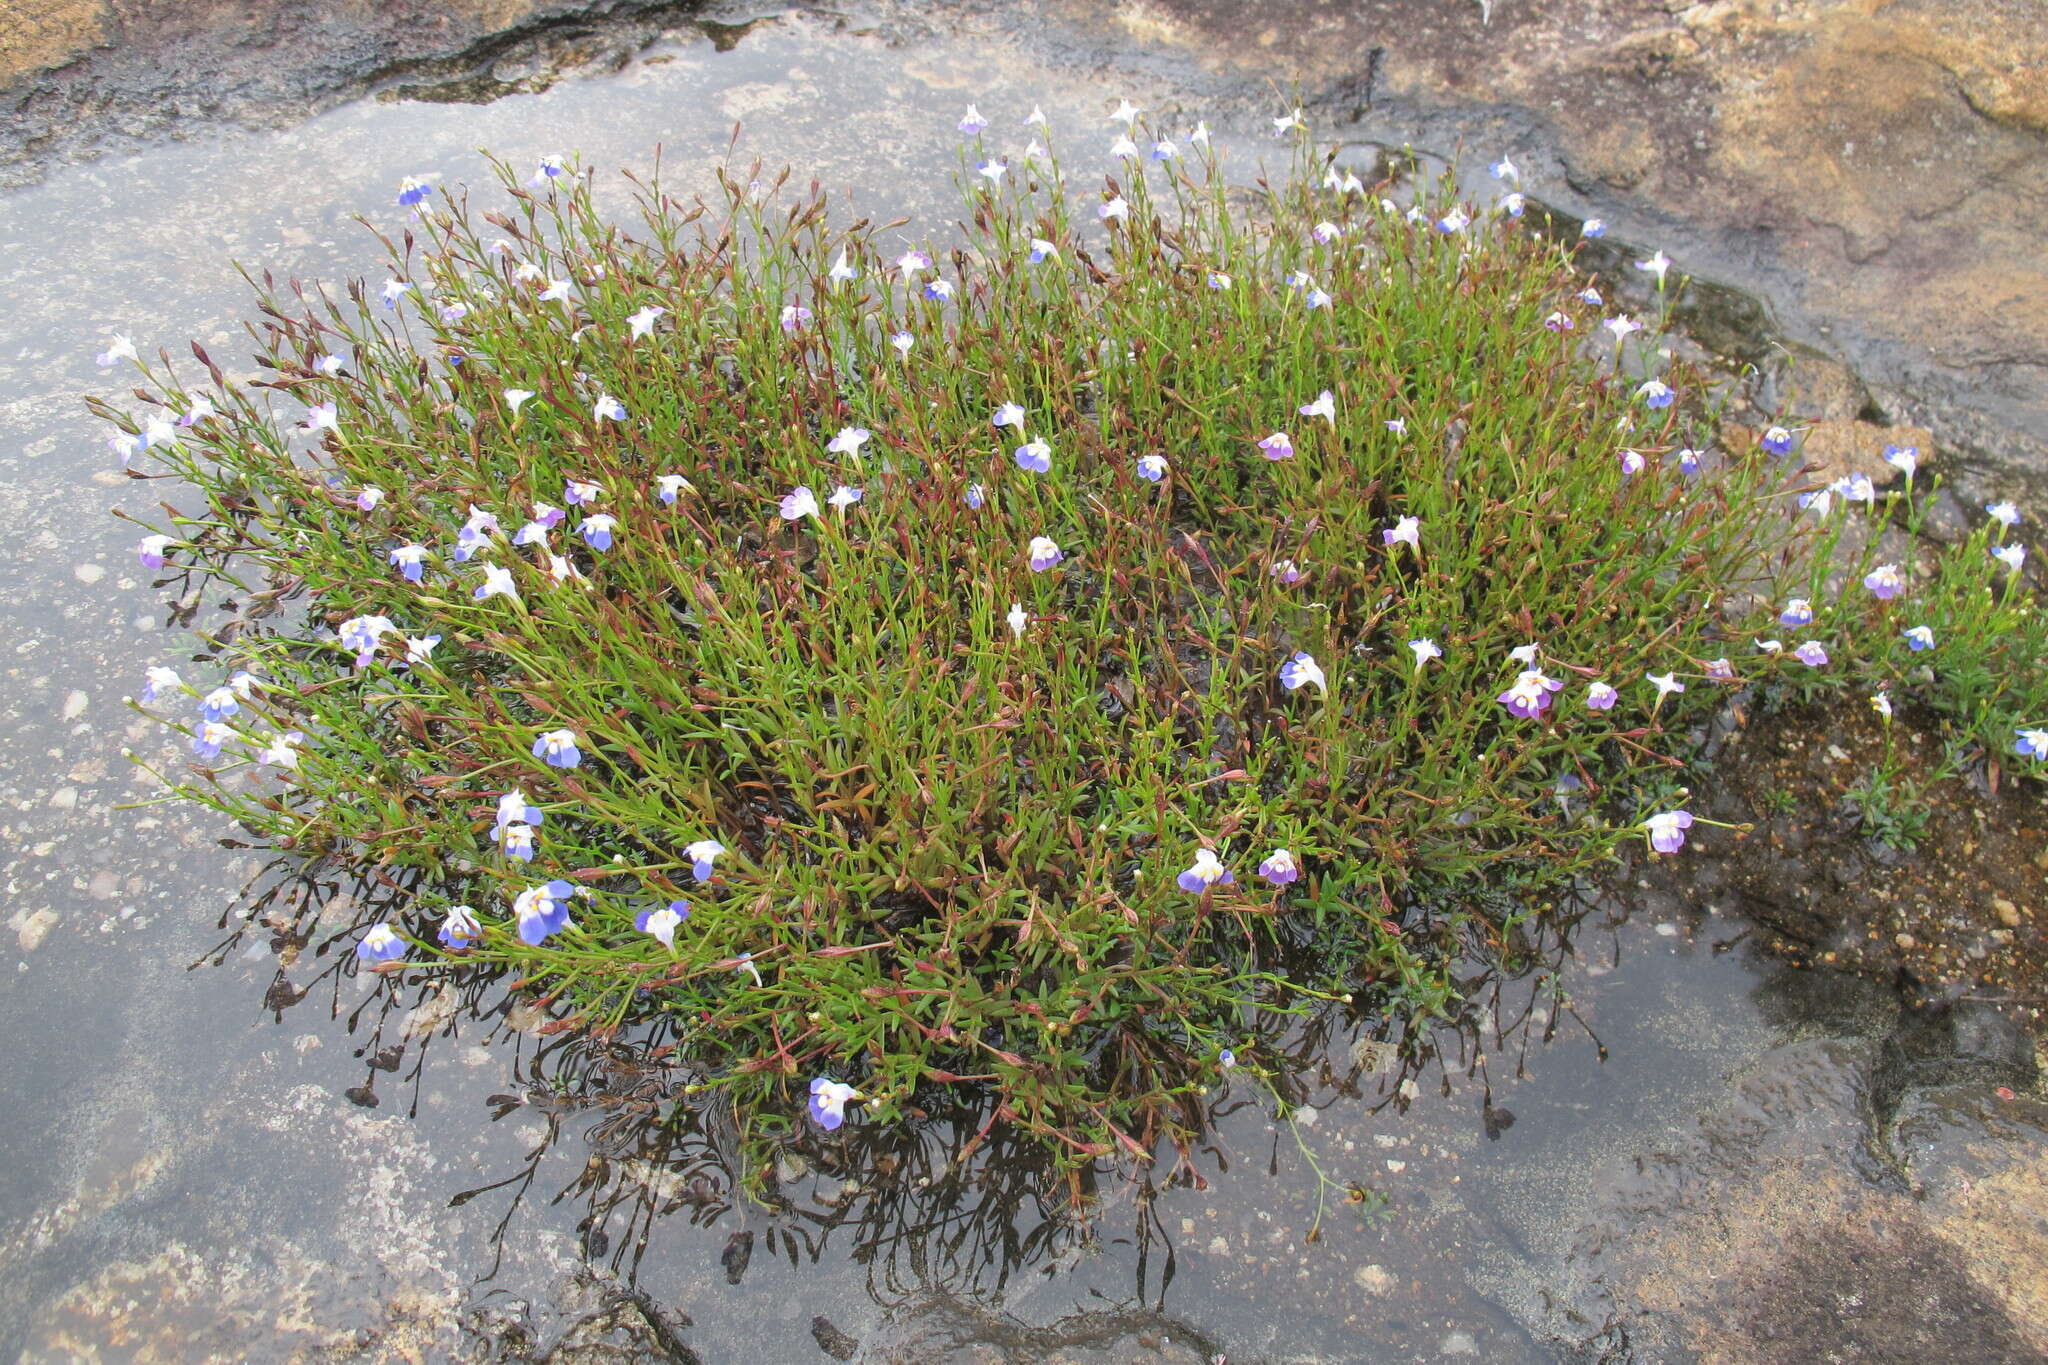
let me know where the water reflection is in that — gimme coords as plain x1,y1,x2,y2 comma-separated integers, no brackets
206,845,1645,1349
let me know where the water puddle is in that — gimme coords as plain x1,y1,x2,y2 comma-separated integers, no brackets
0,9,2037,1361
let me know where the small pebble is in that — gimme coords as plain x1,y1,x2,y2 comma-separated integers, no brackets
1895,933,1917,949
1992,897,2020,928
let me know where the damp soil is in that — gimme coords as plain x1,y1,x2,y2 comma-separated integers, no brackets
1668,694,2048,1018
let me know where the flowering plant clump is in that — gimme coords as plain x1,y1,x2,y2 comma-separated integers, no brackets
101,113,2042,1164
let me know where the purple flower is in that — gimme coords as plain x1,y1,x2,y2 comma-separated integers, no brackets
992,403,1025,430
1383,516,1420,550
1409,638,1442,669
1587,681,1618,711
1014,438,1052,473
1219,1048,1237,1069
1582,219,1606,239
965,482,986,510
1760,426,1795,456
438,906,482,950
356,923,407,962
781,304,813,333
1027,535,1063,572
513,880,577,945
564,480,601,507
685,838,726,882
1779,599,1814,627
1637,380,1674,409
896,249,932,275
579,515,616,551
1257,432,1294,461
828,485,862,511
1498,669,1565,719
1544,311,1574,332
1704,658,1735,681
1644,810,1694,854
532,728,581,768
1176,848,1233,894
1136,454,1168,483
958,104,988,135
594,395,627,422
1257,849,1300,886
1792,641,1829,667
1579,287,1603,307
809,1077,862,1131
1279,651,1326,693
2016,729,2048,762
1271,559,1306,586
140,665,181,703
657,474,690,505
636,901,690,950
138,534,173,569
1619,449,1646,476
923,279,955,302
1028,239,1058,264
389,544,428,583
779,486,820,521
1863,563,1904,600
1299,390,1336,425
1903,625,1935,652
396,177,432,207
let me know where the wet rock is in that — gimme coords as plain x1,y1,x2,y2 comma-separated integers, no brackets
1796,418,1932,488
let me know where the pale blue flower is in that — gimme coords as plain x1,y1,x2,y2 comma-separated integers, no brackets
685,838,725,882
1136,454,1168,483
512,880,576,945
1793,641,1829,667
397,177,432,207
579,515,616,551
1027,535,1063,572
1279,651,1326,693
1644,810,1694,854
2016,729,2048,762
965,482,986,510
809,1077,862,1131
1257,432,1295,461
140,665,181,702
827,427,871,459
1779,598,1814,627
199,686,239,723
637,901,690,950
1257,849,1300,886
1014,437,1052,473
389,544,429,583
1760,425,1795,456
1176,848,1232,894
779,485,819,521
992,402,1025,430
1904,625,1935,652
532,728,581,768
357,923,407,962
189,720,234,761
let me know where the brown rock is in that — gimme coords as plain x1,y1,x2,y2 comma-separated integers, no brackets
1796,419,1934,486
0,0,105,86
